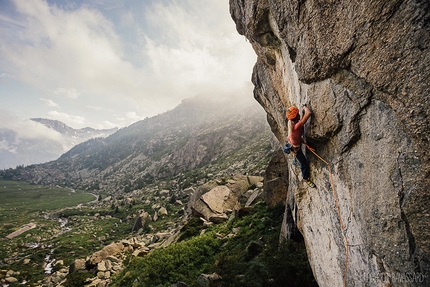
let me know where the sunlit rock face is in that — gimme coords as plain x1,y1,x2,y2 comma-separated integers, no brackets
230,0,429,286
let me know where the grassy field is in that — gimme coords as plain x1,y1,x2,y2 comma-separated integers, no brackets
0,180,113,285
0,180,95,236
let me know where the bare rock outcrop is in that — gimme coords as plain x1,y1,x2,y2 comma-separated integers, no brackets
230,0,429,286
263,149,289,206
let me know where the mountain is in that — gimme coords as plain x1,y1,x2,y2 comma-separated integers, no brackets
0,118,117,170
230,1,430,286
31,118,117,143
1,94,275,193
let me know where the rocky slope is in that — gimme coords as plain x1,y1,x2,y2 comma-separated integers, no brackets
230,0,429,286
1,94,274,194
36,174,267,287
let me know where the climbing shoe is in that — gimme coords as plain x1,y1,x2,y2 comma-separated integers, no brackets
305,180,316,188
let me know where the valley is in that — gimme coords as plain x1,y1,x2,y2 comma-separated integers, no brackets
0,95,317,286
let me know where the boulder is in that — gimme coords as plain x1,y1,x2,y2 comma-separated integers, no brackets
69,258,86,273
225,175,251,196
132,211,150,232
186,182,218,215
245,189,261,207
247,175,264,186
105,256,120,263
201,186,236,213
132,247,150,257
50,270,67,284
158,207,168,216
180,187,195,197
159,189,170,196
97,261,107,272
5,276,18,283
191,185,239,222
197,273,222,287
160,231,181,248
88,242,124,265
208,213,229,224
121,237,144,249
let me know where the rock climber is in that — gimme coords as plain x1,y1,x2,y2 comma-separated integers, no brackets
285,104,316,188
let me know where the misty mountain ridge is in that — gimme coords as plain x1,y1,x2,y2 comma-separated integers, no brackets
31,118,117,139
0,118,118,170
2,93,274,194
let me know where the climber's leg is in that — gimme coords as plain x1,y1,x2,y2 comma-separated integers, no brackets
295,149,309,180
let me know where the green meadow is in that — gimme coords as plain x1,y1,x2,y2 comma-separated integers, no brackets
0,180,95,232
0,180,134,285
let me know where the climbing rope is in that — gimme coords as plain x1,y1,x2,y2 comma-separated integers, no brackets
304,143,349,287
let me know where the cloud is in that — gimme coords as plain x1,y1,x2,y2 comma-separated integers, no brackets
0,0,256,128
0,72,15,78
140,0,256,98
0,12,25,29
53,87,80,99
0,109,62,141
86,105,102,111
97,120,117,129
125,111,142,121
48,110,86,126
40,98,59,107
1,0,137,94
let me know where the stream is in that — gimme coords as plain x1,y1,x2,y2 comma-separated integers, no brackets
42,193,98,275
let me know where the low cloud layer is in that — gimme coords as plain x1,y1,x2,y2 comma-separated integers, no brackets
0,0,256,129
0,110,63,142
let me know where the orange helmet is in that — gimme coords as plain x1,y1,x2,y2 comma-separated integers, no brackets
286,106,299,120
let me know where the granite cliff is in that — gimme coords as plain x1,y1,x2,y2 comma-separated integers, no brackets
230,0,429,286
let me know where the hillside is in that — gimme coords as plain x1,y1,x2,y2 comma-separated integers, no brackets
1,94,275,194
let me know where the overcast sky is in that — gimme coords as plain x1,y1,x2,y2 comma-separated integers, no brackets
0,0,256,130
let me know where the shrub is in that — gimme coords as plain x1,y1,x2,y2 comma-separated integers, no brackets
64,271,93,287
110,202,317,287
110,233,222,287
210,202,317,287
177,217,204,242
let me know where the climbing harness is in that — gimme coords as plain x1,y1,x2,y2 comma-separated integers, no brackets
304,143,350,287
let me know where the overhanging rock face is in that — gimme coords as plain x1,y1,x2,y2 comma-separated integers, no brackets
230,0,430,286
